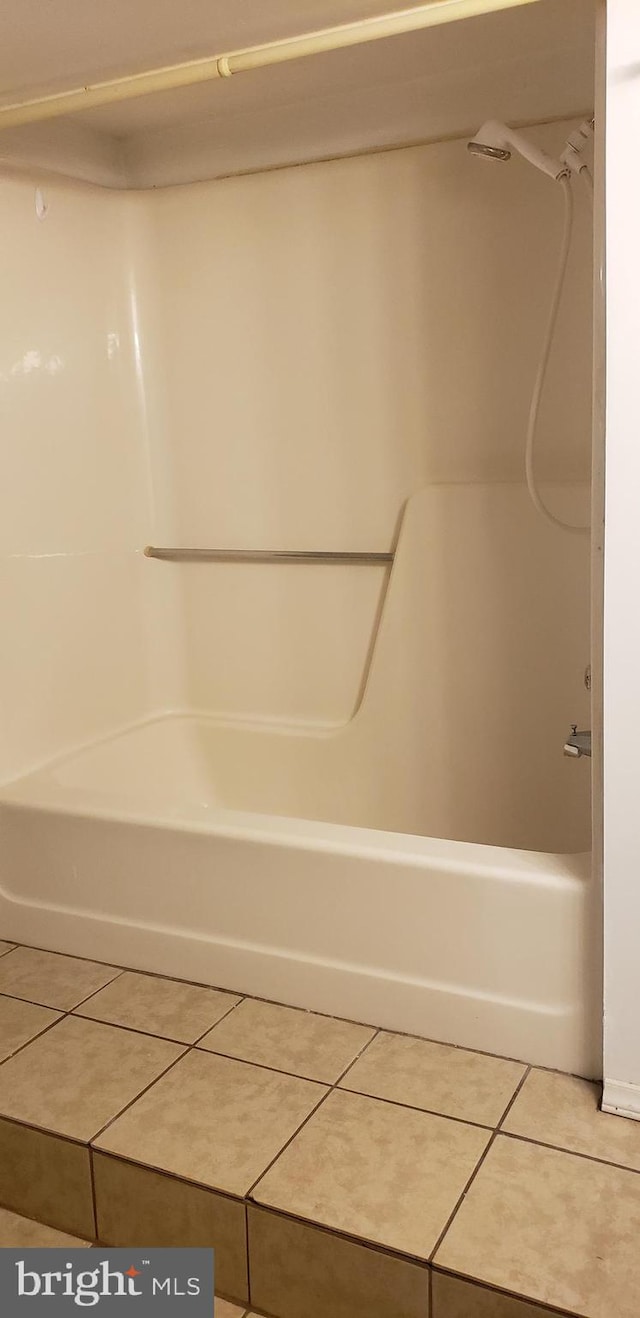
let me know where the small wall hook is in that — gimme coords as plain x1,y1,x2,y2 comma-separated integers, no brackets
35,187,49,221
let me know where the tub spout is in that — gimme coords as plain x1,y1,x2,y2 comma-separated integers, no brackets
564,726,591,758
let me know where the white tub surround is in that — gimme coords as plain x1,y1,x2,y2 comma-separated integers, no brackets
0,717,595,1076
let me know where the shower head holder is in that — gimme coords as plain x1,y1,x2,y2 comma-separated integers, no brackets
467,119,569,181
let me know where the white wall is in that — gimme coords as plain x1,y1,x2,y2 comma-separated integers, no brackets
0,174,153,780
602,0,640,1117
137,121,593,726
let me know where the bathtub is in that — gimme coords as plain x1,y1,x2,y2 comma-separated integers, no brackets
0,711,598,1077
0,487,597,1075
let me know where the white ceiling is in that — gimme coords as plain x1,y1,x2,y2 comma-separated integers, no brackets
0,0,408,100
0,0,596,188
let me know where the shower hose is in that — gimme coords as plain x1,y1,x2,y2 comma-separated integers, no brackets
526,174,590,535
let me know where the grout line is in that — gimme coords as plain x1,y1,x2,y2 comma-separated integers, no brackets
72,977,130,1013
89,1048,189,1146
427,1131,497,1267
428,1066,532,1266
68,970,128,1011
88,1147,99,1242
332,1027,380,1085
0,979,125,1022
244,1089,332,1200
496,1065,532,1133
0,1111,94,1150
0,991,77,1015
192,1044,338,1087
91,1146,245,1205
0,945,16,959
190,997,245,1046
336,1083,494,1132
327,1025,536,1076
73,1013,198,1047
0,1001,68,1065
247,1200,431,1269
71,1009,223,1048
74,983,242,1038
0,942,130,972
430,1265,582,1318
245,1027,384,1202
197,1023,382,1090
498,1128,640,1178
244,1200,252,1311
220,991,386,1037
238,1301,278,1318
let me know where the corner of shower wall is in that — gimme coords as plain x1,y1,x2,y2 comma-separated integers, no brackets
118,190,191,721
0,169,172,783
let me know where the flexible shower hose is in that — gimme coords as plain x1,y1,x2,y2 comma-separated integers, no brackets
525,174,590,535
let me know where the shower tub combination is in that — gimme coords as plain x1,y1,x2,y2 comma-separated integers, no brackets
0,485,597,1078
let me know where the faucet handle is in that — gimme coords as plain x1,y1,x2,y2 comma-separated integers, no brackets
564,725,592,758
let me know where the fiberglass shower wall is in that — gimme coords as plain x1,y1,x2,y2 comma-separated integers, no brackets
0,174,154,783
0,116,592,848
135,121,592,743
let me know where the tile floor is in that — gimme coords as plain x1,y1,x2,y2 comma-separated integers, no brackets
0,939,639,1317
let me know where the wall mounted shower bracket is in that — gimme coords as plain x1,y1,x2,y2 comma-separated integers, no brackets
560,118,595,181
467,119,568,179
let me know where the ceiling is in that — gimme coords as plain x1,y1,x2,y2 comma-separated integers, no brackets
0,0,596,188
0,0,415,100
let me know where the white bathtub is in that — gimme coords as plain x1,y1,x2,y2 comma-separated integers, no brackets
0,712,598,1077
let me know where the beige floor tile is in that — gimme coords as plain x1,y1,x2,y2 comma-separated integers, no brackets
94,1049,326,1196
0,1206,92,1248
0,946,121,1009
0,941,15,957
249,1204,430,1318
199,998,375,1083
252,1088,490,1260
341,1031,525,1127
0,994,61,1061
433,1271,563,1317
76,970,241,1043
0,1015,183,1140
0,1117,94,1238
503,1068,640,1171
93,1152,248,1301
434,1134,640,1318
215,1301,246,1318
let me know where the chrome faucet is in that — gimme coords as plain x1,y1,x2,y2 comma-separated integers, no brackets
564,725,591,758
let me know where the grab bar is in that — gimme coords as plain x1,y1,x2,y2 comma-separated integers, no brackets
144,547,393,566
